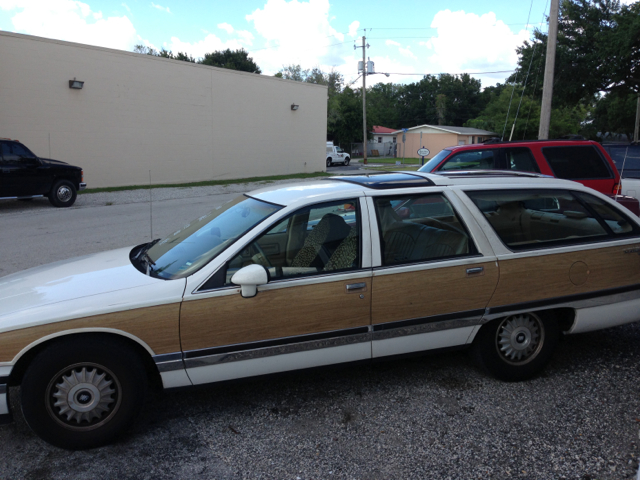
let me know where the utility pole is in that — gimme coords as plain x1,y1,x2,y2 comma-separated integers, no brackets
361,36,368,164
538,0,559,140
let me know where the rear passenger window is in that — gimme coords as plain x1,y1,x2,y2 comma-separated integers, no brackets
439,150,496,171
542,146,612,179
374,194,475,265
466,189,639,250
504,147,539,173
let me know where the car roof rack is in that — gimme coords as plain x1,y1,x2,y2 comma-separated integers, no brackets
480,137,590,145
329,172,435,189
435,170,552,179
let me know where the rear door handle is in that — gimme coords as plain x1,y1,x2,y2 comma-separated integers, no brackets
346,282,367,291
466,267,484,276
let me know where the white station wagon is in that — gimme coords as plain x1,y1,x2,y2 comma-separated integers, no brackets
1,171,640,449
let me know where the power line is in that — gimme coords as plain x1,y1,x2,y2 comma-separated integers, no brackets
382,70,515,76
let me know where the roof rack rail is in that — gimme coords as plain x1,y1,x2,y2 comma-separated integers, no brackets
480,136,591,145
435,170,551,178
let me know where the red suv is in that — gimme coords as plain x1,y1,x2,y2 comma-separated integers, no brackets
418,139,639,214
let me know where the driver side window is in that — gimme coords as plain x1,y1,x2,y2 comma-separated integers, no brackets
224,199,361,284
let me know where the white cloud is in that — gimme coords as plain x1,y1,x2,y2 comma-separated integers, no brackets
167,34,245,58
348,20,359,38
151,2,171,14
0,0,138,50
121,3,131,13
246,0,351,73
398,47,417,60
421,10,529,85
218,22,234,34
385,39,401,47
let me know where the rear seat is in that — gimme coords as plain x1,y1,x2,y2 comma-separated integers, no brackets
383,221,468,264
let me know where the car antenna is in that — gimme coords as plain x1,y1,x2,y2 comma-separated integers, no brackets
149,170,153,240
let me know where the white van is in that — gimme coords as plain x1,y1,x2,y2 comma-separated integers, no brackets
326,142,351,167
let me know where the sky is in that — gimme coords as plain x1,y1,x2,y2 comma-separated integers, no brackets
0,0,636,88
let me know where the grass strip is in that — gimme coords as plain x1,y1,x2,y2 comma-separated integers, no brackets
364,165,421,172
81,172,331,194
355,157,428,165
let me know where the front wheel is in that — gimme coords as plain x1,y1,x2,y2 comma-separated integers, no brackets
471,311,559,382
48,180,77,207
21,336,148,449
343,157,350,166
326,158,332,167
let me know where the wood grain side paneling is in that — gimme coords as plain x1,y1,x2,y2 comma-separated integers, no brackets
180,277,371,352
372,261,499,325
0,303,181,363
488,243,640,308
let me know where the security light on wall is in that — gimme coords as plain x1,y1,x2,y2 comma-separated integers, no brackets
69,78,84,89
291,104,299,111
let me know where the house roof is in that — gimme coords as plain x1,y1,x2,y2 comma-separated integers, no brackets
372,126,397,134
393,125,496,136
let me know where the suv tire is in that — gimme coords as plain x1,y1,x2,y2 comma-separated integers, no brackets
49,180,77,208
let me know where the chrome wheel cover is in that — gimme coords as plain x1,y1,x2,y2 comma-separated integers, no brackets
56,185,73,202
46,363,121,431
495,313,545,365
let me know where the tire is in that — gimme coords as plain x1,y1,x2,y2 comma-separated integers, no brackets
326,158,332,167
21,336,148,449
48,180,77,208
470,311,559,382
344,157,350,166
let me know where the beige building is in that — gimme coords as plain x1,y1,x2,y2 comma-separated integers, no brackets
394,125,495,159
0,32,327,188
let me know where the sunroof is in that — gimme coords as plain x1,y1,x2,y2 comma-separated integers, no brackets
330,172,435,189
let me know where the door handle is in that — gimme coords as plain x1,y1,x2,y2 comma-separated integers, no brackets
466,267,484,277
346,282,367,291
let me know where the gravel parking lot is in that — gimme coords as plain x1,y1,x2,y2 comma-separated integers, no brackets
1,180,640,479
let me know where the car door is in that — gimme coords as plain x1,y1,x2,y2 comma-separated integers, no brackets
179,197,373,385
367,189,500,358
0,141,46,196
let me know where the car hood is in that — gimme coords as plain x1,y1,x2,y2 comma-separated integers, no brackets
0,247,164,321
39,157,70,166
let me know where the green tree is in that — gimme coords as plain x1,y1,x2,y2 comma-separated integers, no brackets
465,85,586,139
200,48,261,73
593,92,638,139
367,83,401,129
133,44,195,62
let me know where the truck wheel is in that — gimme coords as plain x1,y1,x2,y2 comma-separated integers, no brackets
470,311,559,382
21,336,147,449
48,180,77,208
326,158,332,167
344,157,350,166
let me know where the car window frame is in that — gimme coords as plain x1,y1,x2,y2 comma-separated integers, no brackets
197,197,366,292
463,188,640,252
371,191,480,268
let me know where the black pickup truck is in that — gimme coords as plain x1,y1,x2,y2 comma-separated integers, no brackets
0,139,86,207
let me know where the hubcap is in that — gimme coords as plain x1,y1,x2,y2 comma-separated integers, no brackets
56,185,72,202
496,313,544,365
46,363,121,431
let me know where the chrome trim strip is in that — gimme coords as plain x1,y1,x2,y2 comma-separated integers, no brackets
152,352,185,373
0,195,44,200
372,316,484,341
184,332,371,369
0,387,8,416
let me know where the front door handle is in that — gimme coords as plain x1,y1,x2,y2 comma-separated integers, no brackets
466,267,484,277
346,282,367,291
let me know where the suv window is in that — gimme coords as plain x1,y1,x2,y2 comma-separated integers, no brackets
542,146,612,179
225,199,360,284
438,149,497,171
603,145,640,179
374,193,474,265
466,189,638,250
1,141,37,164
504,147,539,173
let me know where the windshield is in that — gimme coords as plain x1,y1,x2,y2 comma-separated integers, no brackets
142,195,282,279
418,149,452,172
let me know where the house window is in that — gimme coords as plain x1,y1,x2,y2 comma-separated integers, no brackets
393,137,396,143
458,140,466,146
378,137,382,143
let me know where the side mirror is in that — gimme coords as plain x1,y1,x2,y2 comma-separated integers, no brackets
231,264,268,298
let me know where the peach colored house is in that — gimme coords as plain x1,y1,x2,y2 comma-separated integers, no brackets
394,125,496,159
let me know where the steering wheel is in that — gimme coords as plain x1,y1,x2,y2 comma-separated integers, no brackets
251,242,273,268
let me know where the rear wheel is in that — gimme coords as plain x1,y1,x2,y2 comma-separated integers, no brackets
471,311,559,381
21,337,147,449
48,180,77,207
344,157,350,166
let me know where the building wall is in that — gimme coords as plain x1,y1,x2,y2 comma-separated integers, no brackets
398,132,458,159
0,32,327,188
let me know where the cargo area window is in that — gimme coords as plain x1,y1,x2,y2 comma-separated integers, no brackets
542,146,612,179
